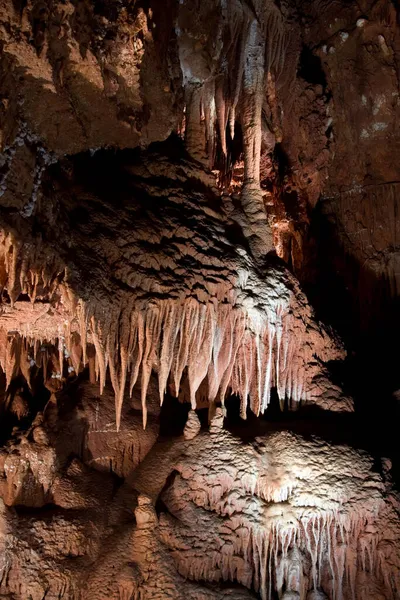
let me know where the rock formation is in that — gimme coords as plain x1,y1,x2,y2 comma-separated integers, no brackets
0,0,399,598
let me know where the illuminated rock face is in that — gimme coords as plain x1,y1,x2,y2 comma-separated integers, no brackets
133,415,400,600
0,0,399,598
0,149,362,600
0,152,387,599
0,151,351,430
0,399,398,599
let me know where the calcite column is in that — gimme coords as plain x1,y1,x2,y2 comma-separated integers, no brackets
240,20,274,260
184,83,207,165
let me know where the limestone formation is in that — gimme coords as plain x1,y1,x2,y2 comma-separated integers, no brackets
0,0,398,599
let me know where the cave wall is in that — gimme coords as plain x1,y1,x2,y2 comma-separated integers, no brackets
0,0,399,599
275,0,400,363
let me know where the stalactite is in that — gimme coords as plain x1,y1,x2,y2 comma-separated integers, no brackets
168,508,394,600
241,19,265,188
230,20,250,140
179,0,286,189
202,79,217,167
0,220,351,428
215,76,228,159
184,83,207,165
0,288,352,430
178,1,287,261
0,232,65,305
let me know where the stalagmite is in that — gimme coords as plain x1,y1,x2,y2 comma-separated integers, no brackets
183,409,201,440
